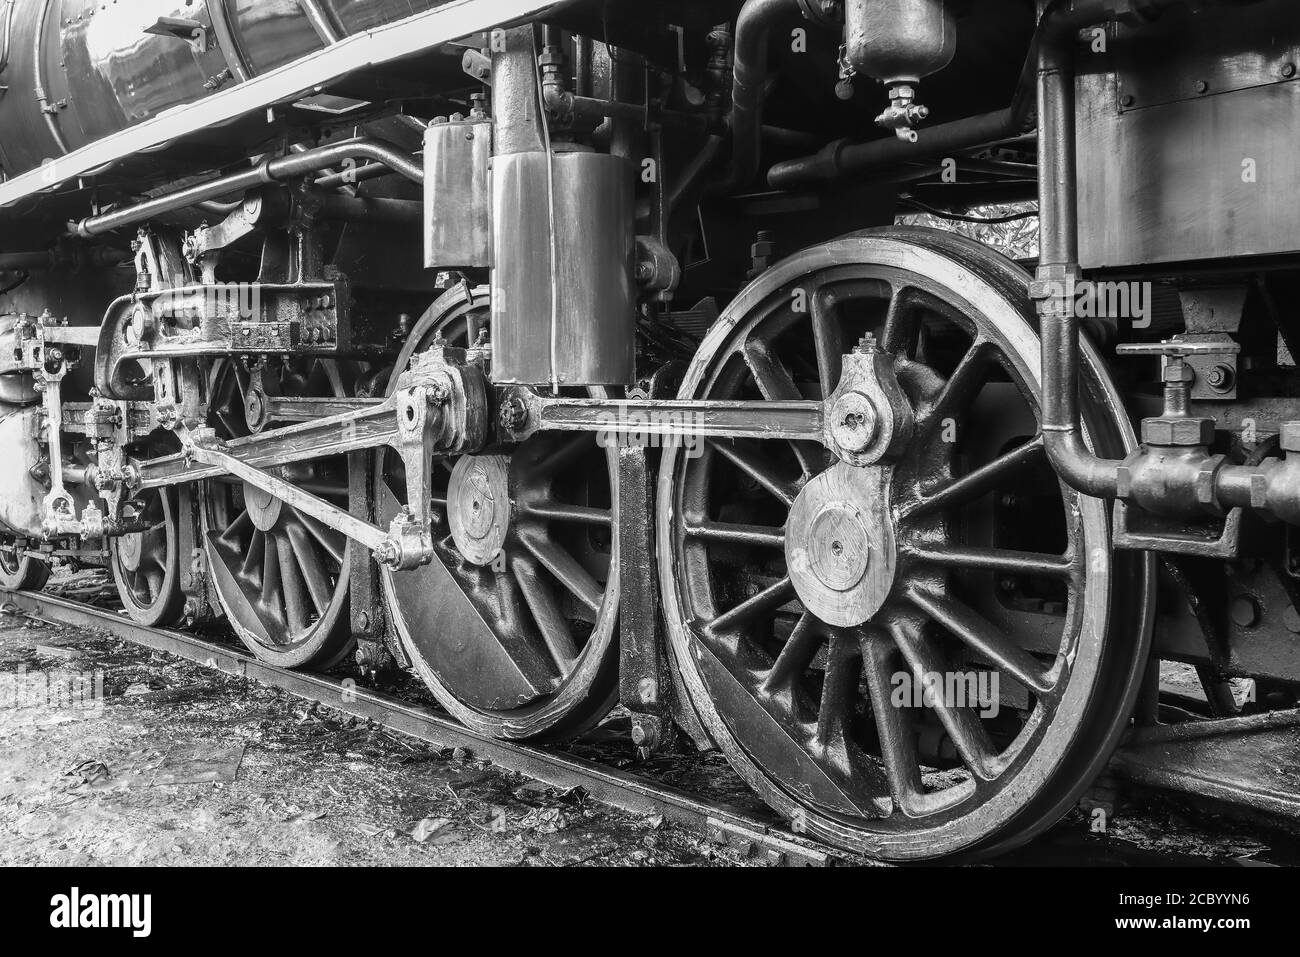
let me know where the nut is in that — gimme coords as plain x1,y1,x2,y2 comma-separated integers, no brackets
1142,416,1215,447
499,396,528,433
1163,360,1195,385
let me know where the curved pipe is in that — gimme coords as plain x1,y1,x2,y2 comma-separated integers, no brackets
1033,0,1169,501
73,138,422,238
712,0,817,193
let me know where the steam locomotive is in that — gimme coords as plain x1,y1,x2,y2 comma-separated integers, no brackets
0,0,1295,861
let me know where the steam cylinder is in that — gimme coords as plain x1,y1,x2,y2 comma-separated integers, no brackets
490,147,636,387
845,0,957,83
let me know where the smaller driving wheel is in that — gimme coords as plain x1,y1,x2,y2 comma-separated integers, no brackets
201,357,356,670
0,545,50,591
110,487,185,626
377,285,621,742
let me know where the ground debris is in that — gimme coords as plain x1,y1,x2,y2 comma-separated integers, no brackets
65,760,110,786
151,743,246,786
409,816,454,843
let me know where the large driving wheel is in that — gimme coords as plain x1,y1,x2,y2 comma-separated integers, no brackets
201,357,356,670
658,227,1153,861
377,284,620,742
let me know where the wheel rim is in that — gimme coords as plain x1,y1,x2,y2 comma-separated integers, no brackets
111,486,184,626
201,357,355,669
658,228,1152,860
378,286,620,742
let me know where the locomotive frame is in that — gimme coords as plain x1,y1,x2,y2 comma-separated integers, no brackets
1,0,1299,861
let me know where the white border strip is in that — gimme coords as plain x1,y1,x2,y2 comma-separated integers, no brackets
0,0,563,209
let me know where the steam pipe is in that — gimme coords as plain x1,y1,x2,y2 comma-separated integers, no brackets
1032,0,1181,500
768,107,1023,189
713,0,821,193
72,138,422,238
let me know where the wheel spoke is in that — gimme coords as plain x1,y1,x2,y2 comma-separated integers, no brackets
285,520,333,614
860,629,926,815
707,439,799,507
276,531,310,633
520,501,612,527
880,283,919,355
922,341,992,430
905,544,1075,580
907,435,1045,519
744,338,825,476
705,577,795,636
760,612,823,698
815,634,863,758
906,586,1056,695
890,618,998,781
685,520,785,549
222,509,253,546
520,533,603,613
260,533,281,610
296,511,346,565
810,287,844,398
239,526,263,578
511,554,578,668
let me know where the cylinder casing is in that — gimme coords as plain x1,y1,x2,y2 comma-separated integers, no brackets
846,0,956,83
490,149,635,387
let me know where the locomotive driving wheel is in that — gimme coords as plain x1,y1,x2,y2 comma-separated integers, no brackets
0,545,50,591
201,357,357,670
658,227,1153,861
377,285,620,742
110,486,185,626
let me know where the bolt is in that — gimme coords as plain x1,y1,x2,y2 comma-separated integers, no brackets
356,611,371,631
854,333,878,355
1195,79,1209,94
1120,93,1136,108
1206,363,1234,392
500,396,528,433
374,541,400,568
1284,63,1296,78
1230,596,1260,628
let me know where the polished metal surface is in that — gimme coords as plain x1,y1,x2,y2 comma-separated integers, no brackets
424,114,493,269
490,149,636,387
0,0,568,210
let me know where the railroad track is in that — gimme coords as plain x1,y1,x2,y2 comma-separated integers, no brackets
0,586,843,868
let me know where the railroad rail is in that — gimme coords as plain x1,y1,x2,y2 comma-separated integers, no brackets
0,586,843,868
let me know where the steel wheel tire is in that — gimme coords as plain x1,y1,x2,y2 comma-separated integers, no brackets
657,227,1153,861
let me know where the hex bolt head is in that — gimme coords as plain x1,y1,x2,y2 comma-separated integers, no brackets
1142,416,1215,447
